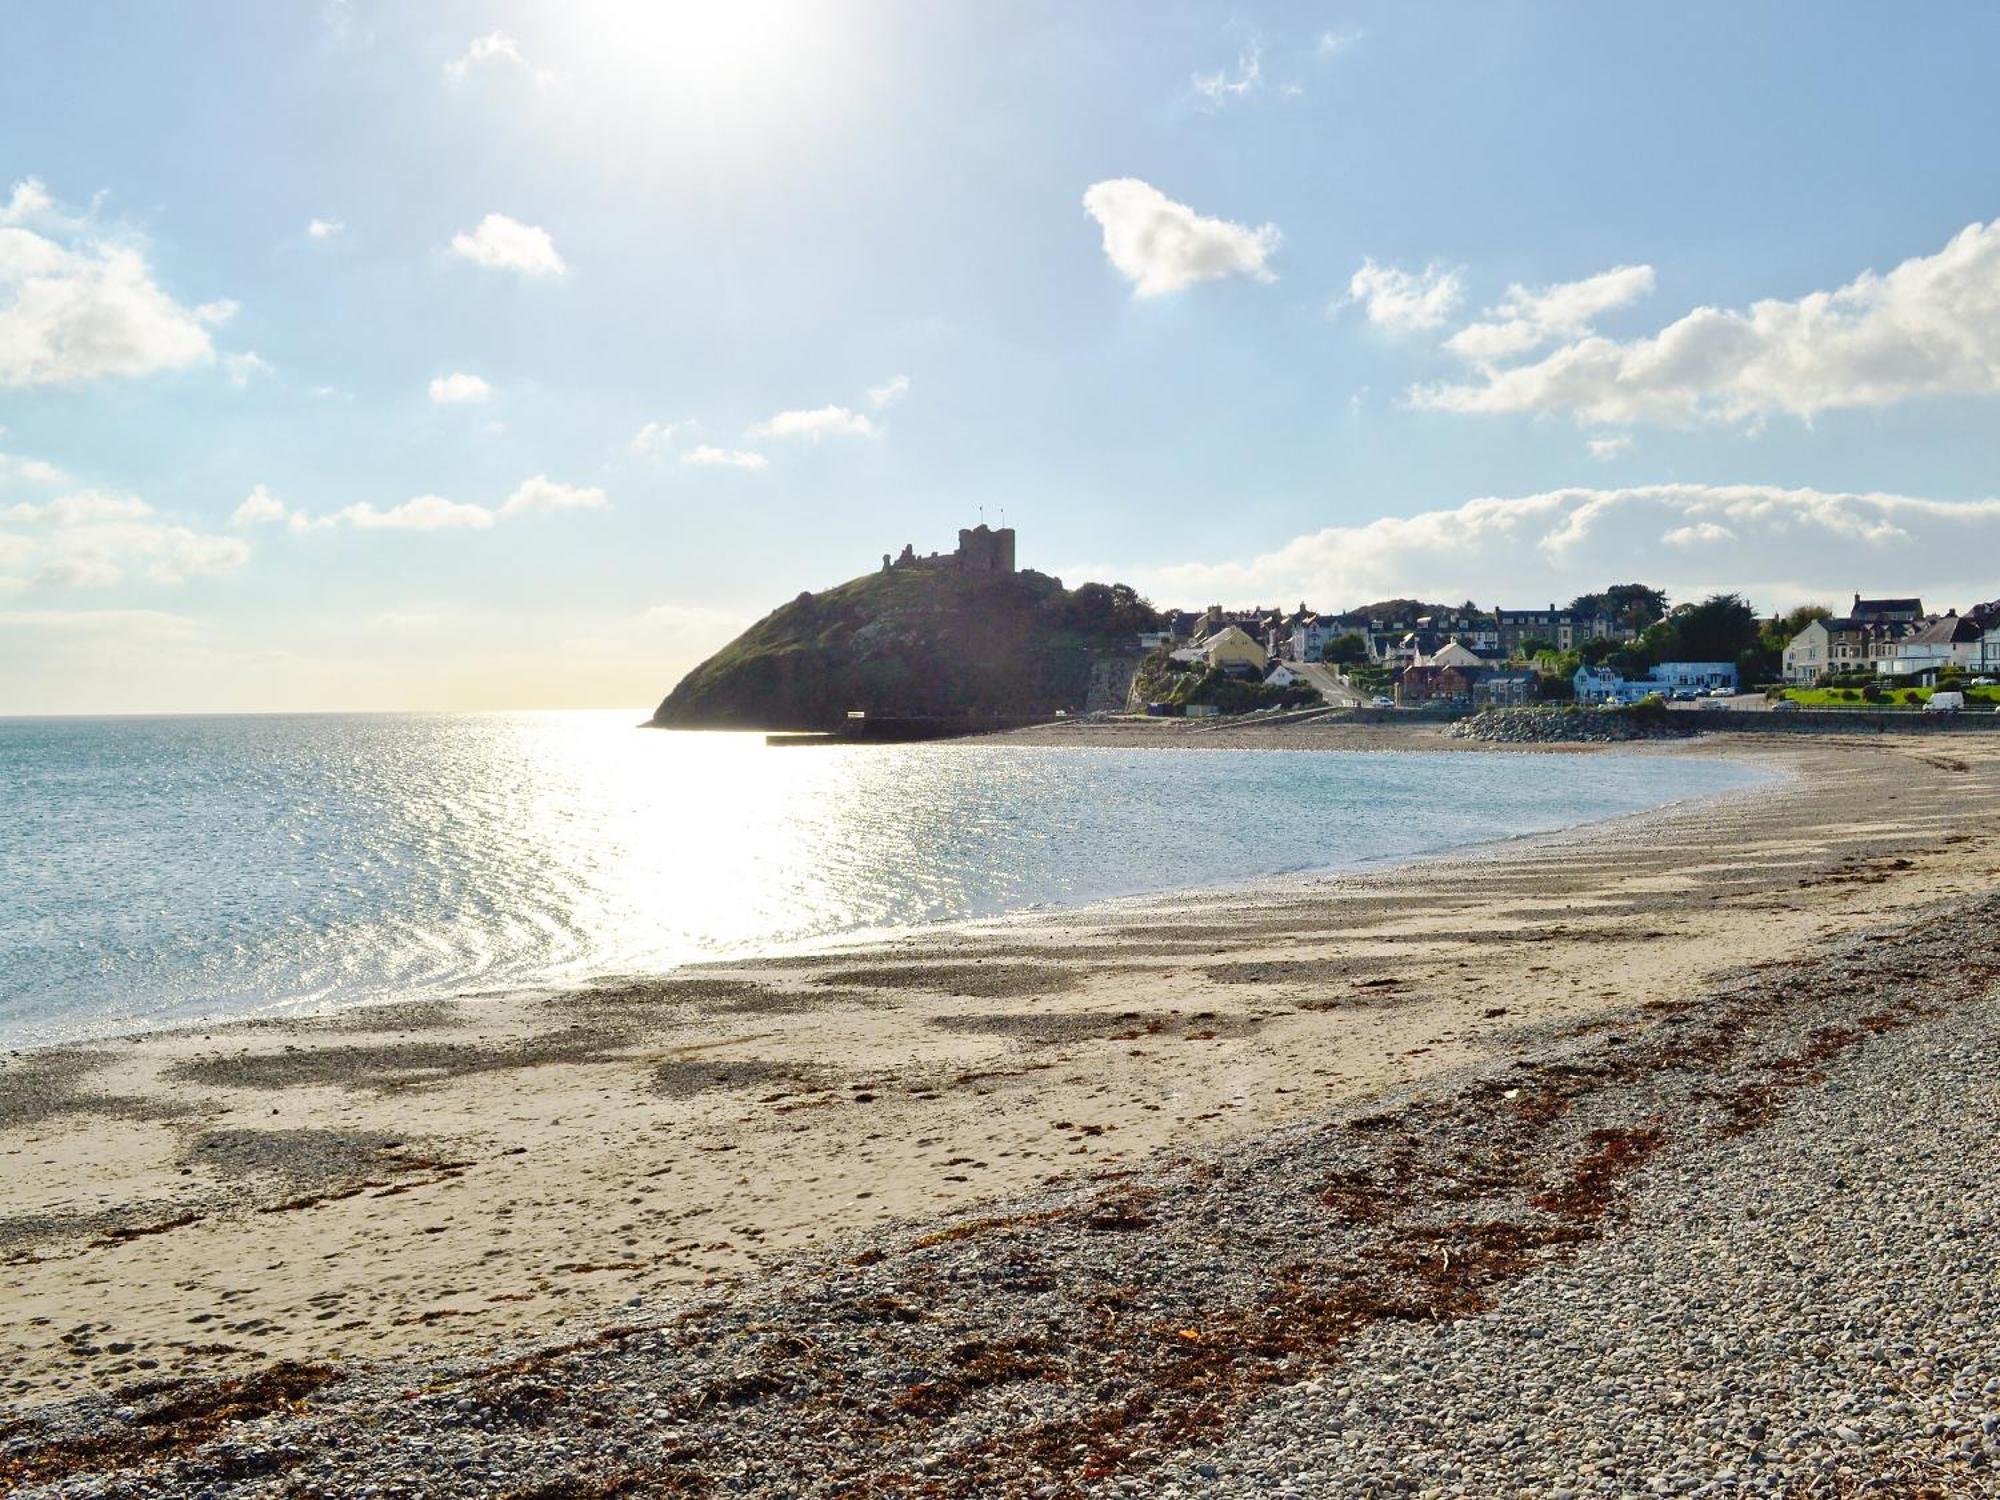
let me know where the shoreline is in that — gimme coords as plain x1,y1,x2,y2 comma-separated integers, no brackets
1,722,1771,1055
2,728,1996,1446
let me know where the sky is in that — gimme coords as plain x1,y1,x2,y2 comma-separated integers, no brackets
4,1,2000,713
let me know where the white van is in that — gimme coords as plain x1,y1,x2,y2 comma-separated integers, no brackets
1924,691,1965,713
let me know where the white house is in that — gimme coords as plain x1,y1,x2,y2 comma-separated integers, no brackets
1650,661,1739,693
1422,640,1488,671
1874,613,1986,679
1573,665,1644,705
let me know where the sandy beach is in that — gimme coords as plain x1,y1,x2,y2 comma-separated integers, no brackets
4,723,1998,1494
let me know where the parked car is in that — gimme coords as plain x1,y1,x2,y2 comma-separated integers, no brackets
1369,695,1394,708
1672,688,1698,701
1924,691,1965,713
1708,686,1734,698
1770,698,1800,712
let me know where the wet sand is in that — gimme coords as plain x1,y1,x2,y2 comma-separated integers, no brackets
4,726,1998,1411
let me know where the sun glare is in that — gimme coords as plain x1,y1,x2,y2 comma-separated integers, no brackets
561,0,844,108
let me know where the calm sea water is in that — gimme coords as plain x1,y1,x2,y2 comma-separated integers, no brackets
0,713,1767,1045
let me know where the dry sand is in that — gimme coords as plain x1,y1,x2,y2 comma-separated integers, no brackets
4,725,1998,1411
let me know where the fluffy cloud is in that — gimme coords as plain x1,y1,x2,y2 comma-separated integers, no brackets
747,404,876,440
627,418,692,459
1129,483,2000,614
1192,47,1261,107
866,373,911,408
445,32,555,88
1082,178,1280,298
281,477,607,533
1587,435,1634,461
428,371,492,404
0,177,218,389
224,350,272,387
1442,265,1656,365
682,444,768,471
448,213,567,278
497,475,607,516
306,217,344,240
0,489,249,588
1416,219,2000,426
298,496,496,532
231,484,286,527
1346,259,1465,332
0,450,68,486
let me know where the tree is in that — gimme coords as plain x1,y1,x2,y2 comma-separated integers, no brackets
1651,594,1761,663
1519,636,1557,658
1578,636,1622,666
1322,632,1370,665
1571,584,1669,631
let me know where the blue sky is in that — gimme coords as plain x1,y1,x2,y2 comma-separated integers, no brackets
4,0,2000,712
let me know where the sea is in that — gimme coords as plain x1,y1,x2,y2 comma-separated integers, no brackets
0,712,1770,1047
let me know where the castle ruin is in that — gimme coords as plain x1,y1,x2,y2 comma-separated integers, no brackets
882,522,1017,576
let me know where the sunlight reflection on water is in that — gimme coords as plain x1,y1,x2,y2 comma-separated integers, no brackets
0,711,1767,1043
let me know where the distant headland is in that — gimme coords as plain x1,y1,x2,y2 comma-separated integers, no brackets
648,523,1160,731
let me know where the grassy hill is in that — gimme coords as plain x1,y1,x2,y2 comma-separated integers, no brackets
650,566,1160,730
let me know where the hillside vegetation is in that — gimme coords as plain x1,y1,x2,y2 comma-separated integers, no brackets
651,567,1159,730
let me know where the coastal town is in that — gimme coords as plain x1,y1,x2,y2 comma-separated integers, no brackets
1134,586,2000,716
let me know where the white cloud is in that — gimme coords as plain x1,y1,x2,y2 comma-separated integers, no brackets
1345,259,1465,332
1418,219,2000,426
1082,178,1280,298
498,475,608,516
0,450,68,486
444,31,556,88
306,217,344,240
1129,483,2000,614
448,213,567,278
1443,264,1656,365
0,178,60,227
1,488,249,587
866,373,911,408
428,371,493,404
747,404,876,440
0,178,219,389
1192,46,1261,107
194,298,239,325
4,491,155,525
627,418,694,459
683,444,768,471
231,484,286,527
1318,29,1364,56
1587,435,1634,461
1662,521,1735,547
223,350,272,387
285,477,608,535
300,496,496,533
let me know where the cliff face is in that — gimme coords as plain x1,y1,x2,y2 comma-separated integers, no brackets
650,567,1161,731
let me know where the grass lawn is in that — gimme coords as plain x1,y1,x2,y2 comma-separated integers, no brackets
1779,685,2000,709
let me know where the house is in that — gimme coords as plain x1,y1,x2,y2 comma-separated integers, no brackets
1572,664,1669,705
1495,604,1633,656
1287,610,1339,663
1783,617,1885,683
1474,673,1537,708
1396,663,1482,706
1197,625,1269,674
1572,665,1627,705
1874,612,1987,679
1851,594,1925,625
1650,661,1739,694
1422,640,1488,671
